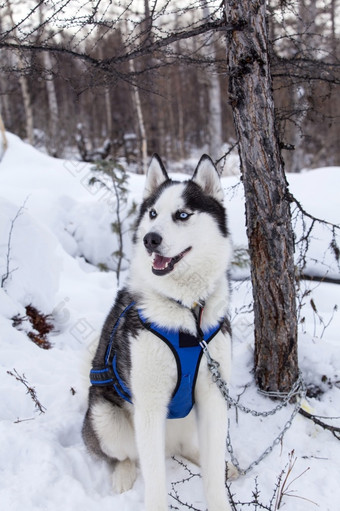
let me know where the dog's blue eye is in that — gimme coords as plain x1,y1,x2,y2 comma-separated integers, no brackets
176,210,190,221
149,209,157,219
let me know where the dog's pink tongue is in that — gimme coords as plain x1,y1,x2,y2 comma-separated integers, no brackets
153,254,172,270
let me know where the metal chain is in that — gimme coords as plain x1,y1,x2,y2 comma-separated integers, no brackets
199,340,306,476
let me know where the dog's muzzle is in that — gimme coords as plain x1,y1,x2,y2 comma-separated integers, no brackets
143,232,191,276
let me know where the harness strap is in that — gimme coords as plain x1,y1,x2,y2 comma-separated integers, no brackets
105,301,136,365
90,367,115,385
89,300,222,419
90,301,135,391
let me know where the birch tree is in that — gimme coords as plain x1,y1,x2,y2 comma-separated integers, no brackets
129,56,148,173
36,1,60,155
6,0,34,145
290,0,318,173
200,1,223,162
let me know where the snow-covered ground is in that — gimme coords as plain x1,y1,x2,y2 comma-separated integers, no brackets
0,133,339,511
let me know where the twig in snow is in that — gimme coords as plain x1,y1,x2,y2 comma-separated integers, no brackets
1,197,29,288
226,475,274,510
7,369,46,414
274,450,318,509
14,417,35,424
169,457,202,511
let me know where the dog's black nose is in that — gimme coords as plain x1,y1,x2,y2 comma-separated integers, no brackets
143,232,162,251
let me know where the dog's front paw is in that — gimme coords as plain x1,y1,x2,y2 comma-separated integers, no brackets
112,458,137,493
226,461,239,480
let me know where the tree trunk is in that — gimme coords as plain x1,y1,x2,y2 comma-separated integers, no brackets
331,0,337,58
200,1,223,162
129,58,148,174
224,0,299,393
43,51,60,155
36,3,60,155
19,71,34,145
0,112,8,159
7,0,34,145
174,23,185,161
142,0,158,156
290,0,317,173
99,47,113,139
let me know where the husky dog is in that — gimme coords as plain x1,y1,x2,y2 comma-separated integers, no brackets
82,154,233,511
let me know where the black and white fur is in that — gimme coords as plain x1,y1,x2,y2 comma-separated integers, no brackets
82,154,233,511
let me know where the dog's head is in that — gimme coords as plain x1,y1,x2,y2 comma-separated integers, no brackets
130,155,232,304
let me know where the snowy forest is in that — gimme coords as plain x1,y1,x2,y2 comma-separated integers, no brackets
0,1,340,511
0,0,339,171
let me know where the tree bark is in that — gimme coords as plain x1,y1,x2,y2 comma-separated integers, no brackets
224,0,299,393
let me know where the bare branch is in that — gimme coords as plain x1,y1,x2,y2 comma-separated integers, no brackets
287,192,340,232
1,197,29,288
7,369,46,415
0,17,240,71
299,408,340,440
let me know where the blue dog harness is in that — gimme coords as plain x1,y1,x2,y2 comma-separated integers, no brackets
90,302,221,419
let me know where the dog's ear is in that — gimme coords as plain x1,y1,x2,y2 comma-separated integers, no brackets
192,155,224,202
143,154,169,199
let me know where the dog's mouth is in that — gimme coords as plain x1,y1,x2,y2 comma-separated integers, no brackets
151,247,191,276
